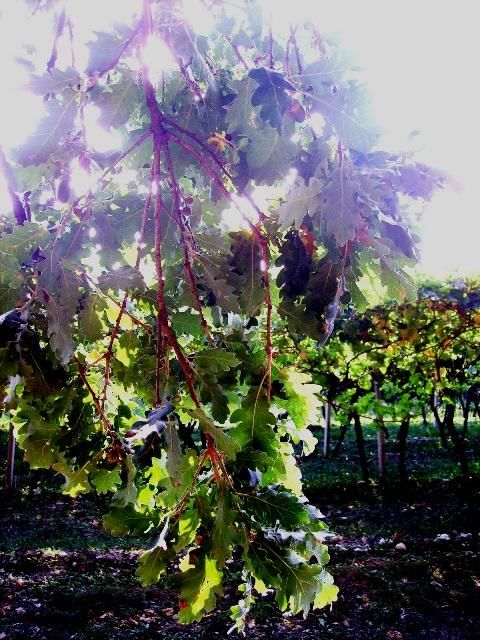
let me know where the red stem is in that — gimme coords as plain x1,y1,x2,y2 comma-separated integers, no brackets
99,131,150,185
100,182,153,409
285,34,292,78
150,144,170,405
47,7,66,71
225,35,249,70
74,356,122,447
142,4,201,408
0,146,27,225
268,24,274,68
290,26,303,75
260,237,272,401
162,117,233,180
161,141,214,345
93,20,143,77
168,132,273,398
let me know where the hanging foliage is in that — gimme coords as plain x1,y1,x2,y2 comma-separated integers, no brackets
0,0,444,629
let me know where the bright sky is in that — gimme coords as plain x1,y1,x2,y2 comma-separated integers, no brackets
0,0,478,278
309,1,480,279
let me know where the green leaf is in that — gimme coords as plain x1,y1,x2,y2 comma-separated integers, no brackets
112,455,138,506
314,571,339,609
230,394,277,455
209,383,230,423
122,130,153,170
311,84,380,153
176,501,201,551
137,545,174,586
244,486,312,529
194,348,240,374
88,210,123,270
114,331,140,367
248,67,295,132
298,49,352,88
320,167,361,246
16,412,59,469
197,374,230,423
95,73,141,129
90,468,122,493
41,266,82,366
196,254,241,313
225,76,257,135
45,298,75,366
246,534,333,617
171,310,203,338
103,504,151,536
78,294,105,342
228,231,264,316
174,556,224,623
137,519,175,586
380,258,416,302
52,458,91,497
278,368,321,428
0,347,19,379
28,67,81,95
186,407,240,460
14,90,77,165
281,562,324,616
245,125,297,185
278,177,322,230
86,31,134,75
165,423,185,486
212,488,237,567
276,229,312,301
0,223,49,289
229,579,256,635
14,164,50,192
97,266,146,294
277,299,323,340
304,255,344,336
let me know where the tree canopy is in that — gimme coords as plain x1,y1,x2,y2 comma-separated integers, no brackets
0,0,445,628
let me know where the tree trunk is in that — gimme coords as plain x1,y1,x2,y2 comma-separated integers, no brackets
421,405,428,427
443,403,471,493
473,398,479,419
462,401,470,438
374,381,386,483
443,401,477,540
323,401,331,458
6,423,16,489
332,419,350,457
431,393,448,448
397,416,410,486
353,412,369,482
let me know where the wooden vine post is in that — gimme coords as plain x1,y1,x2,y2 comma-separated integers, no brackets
373,378,387,483
323,400,332,458
5,423,16,489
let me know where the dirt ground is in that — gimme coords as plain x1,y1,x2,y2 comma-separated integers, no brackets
1,474,479,640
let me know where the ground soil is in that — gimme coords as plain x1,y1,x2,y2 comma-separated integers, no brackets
1,430,480,639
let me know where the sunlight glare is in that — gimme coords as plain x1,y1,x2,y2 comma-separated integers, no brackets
69,159,99,196
309,113,326,137
221,205,251,232
142,36,177,84
113,169,139,188
67,0,141,31
181,0,216,36
0,175,11,216
83,104,123,153
139,256,157,287
0,0,478,277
